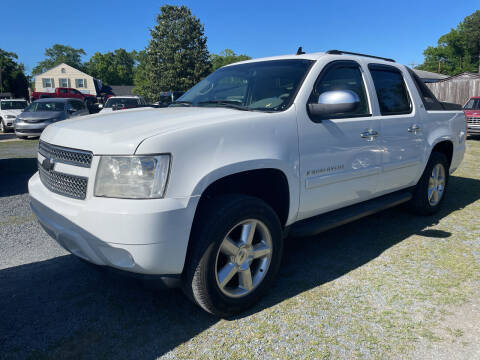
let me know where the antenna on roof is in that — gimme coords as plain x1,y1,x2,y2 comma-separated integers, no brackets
296,46,305,55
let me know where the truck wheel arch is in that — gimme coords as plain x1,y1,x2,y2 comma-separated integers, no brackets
429,140,453,169
192,168,291,228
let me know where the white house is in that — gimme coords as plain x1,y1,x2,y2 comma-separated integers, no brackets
34,63,97,95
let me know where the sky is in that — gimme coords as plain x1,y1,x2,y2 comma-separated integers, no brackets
2,0,478,75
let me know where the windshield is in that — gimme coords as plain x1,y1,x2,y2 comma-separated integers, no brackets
104,98,139,108
175,59,314,112
1,101,27,110
25,102,65,112
464,98,480,110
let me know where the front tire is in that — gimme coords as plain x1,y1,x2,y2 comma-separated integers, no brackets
0,120,4,133
409,152,449,215
183,195,283,317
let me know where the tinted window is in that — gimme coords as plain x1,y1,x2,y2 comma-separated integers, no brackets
59,88,68,94
176,59,313,112
70,101,85,111
310,62,369,117
407,68,443,111
104,98,140,109
25,102,65,112
369,65,411,115
0,101,27,110
464,99,480,110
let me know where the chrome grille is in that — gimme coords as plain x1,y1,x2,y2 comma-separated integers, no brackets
38,141,93,168
38,162,88,200
467,117,480,125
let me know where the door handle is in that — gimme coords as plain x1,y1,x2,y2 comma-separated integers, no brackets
408,124,421,133
360,129,378,141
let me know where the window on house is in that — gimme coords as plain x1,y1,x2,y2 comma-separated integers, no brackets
61,68,66,74
75,79,87,88
42,78,54,88
59,78,69,88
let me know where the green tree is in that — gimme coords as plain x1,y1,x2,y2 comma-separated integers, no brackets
85,49,136,85
210,49,251,71
417,10,480,75
134,5,211,101
0,49,29,99
32,44,86,75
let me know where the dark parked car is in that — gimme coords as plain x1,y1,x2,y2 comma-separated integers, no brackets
14,98,89,139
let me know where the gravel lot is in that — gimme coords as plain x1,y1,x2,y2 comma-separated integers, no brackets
1,138,479,359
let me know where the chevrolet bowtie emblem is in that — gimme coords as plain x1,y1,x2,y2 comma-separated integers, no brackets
42,158,55,171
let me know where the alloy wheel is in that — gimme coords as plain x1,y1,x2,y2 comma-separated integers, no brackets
428,163,446,206
215,219,273,298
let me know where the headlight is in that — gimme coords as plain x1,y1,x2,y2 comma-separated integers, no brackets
94,155,170,199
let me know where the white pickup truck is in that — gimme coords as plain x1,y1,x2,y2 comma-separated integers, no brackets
29,50,466,316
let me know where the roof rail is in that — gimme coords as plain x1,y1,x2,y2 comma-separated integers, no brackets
326,50,395,63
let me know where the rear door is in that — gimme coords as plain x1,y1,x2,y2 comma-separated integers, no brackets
297,60,382,220
367,64,426,193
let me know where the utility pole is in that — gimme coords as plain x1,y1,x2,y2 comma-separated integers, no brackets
0,68,3,94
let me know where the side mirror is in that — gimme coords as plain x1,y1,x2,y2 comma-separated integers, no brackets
308,90,360,120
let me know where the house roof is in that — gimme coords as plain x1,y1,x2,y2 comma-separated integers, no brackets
35,63,93,78
412,69,449,80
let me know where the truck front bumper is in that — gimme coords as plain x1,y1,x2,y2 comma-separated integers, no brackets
29,172,199,275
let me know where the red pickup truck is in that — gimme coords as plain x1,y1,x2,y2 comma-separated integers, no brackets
463,96,480,135
31,87,96,102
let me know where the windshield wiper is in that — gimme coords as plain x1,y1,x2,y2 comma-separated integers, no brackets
197,100,250,111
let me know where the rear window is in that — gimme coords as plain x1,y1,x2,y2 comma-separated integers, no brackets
369,65,411,115
104,98,140,108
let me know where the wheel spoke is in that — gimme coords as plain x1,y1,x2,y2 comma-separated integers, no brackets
220,237,239,256
239,268,253,290
241,221,256,245
252,242,271,259
433,189,439,203
217,262,237,288
428,188,434,201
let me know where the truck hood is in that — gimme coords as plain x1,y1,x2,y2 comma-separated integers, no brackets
41,106,268,154
464,110,480,117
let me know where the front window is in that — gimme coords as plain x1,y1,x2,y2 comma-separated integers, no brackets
464,98,480,110
25,102,65,112
0,101,27,110
59,78,69,87
175,59,314,112
104,98,140,109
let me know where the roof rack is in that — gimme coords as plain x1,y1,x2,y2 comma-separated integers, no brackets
326,50,395,63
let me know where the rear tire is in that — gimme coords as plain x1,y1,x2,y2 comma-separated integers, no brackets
183,195,283,317
409,152,449,215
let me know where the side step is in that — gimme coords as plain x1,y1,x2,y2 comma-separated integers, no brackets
288,190,413,238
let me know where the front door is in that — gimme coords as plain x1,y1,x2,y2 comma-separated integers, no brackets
297,60,382,221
